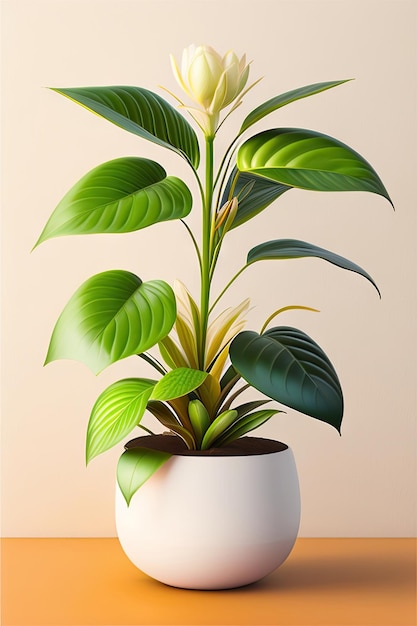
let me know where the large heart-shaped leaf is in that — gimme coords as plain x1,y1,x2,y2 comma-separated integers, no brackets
237,128,392,203
247,239,380,295
229,327,343,431
240,80,350,133
117,447,172,505
45,271,176,374
86,378,156,463
34,158,192,246
150,367,208,402
221,167,290,229
52,86,200,168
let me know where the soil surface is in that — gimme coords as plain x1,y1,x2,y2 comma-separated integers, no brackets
125,434,288,456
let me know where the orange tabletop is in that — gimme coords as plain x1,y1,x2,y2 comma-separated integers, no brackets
1,538,416,626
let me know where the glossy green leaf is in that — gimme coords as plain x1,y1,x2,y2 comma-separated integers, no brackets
200,409,238,450
240,78,350,133
45,271,176,374
219,365,239,391
188,399,210,447
117,447,172,505
237,128,392,204
52,86,200,168
234,400,272,418
213,409,280,447
221,167,290,229
150,367,208,402
229,327,343,431
240,80,350,133
247,239,380,296
86,378,156,463
34,158,192,246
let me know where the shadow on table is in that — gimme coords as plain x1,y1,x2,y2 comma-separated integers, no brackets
132,541,416,597
250,548,416,594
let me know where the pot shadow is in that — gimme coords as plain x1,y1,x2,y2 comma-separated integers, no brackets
131,544,416,597
245,549,416,595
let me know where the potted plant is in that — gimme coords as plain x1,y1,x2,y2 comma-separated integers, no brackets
35,44,392,589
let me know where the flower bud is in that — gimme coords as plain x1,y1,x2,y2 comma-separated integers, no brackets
215,197,238,232
170,44,252,136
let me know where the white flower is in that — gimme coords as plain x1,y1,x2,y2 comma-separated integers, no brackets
170,44,253,136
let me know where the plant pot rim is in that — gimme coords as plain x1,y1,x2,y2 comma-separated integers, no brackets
125,434,288,457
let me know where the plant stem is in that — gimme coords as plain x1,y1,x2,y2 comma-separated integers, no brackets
259,305,320,335
209,263,249,314
137,423,156,436
180,219,202,271
199,136,215,369
137,352,167,375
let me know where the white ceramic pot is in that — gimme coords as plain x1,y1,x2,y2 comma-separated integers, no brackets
115,437,300,590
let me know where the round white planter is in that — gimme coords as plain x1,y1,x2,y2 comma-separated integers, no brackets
116,437,300,590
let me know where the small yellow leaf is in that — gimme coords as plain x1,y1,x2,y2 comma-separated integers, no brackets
197,373,221,418
205,298,250,367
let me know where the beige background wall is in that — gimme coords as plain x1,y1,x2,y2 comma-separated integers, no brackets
1,0,416,537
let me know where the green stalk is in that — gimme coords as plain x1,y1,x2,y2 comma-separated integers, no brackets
199,136,215,369
209,264,249,314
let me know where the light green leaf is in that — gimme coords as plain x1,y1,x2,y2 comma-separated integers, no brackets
188,399,210,447
240,80,350,133
117,447,172,505
213,409,280,447
45,271,176,374
150,367,208,402
34,158,192,246
52,86,200,168
237,128,392,204
86,378,156,463
247,239,380,296
230,327,343,432
158,336,189,369
200,409,238,450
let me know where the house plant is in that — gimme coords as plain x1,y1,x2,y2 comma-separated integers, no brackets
35,44,392,589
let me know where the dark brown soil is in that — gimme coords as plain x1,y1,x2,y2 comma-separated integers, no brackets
125,434,288,456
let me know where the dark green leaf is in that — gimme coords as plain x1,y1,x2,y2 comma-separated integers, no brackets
240,80,351,133
117,447,172,505
86,378,156,463
52,86,200,168
229,327,343,431
219,365,239,390
247,238,380,296
237,128,392,204
221,167,290,229
234,399,272,418
146,400,180,428
35,158,192,246
45,271,176,374
147,401,196,449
